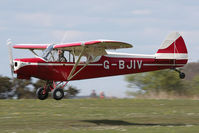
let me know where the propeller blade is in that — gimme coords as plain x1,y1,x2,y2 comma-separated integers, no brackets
7,39,14,78
60,31,68,44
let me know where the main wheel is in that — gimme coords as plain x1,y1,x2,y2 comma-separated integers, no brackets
179,72,185,79
52,88,64,100
36,87,48,100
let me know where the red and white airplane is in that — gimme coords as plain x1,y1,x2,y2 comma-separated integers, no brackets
8,32,188,100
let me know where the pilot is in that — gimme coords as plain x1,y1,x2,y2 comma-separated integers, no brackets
58,50,67,62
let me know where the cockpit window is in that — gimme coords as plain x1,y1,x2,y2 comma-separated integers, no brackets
41,44,89,63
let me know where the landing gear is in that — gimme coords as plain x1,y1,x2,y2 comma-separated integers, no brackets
171,68,185,79
179,72,185,79
36,81,68,100
36,87,49,100
52,88,64,100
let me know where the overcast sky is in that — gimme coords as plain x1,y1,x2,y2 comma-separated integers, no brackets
0,0,199,97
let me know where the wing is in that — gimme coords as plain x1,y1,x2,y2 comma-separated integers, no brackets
13,40,133,56
13,44,50,50
54,40,132,49
54,40,133,56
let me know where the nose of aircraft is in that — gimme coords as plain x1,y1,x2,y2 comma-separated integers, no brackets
13,57,46,74
12,59,32,79
13,59,22,73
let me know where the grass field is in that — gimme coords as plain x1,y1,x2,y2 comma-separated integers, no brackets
0,99,199,133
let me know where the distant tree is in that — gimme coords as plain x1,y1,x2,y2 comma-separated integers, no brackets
32,79,46,91
12,78,34,99
0,75,12,93
65,86,80,98
125,70,188,97
183,62,199,80
186,75,199,97
0,76,35,99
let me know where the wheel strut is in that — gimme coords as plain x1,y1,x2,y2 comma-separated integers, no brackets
36,81,69,100
171,68,185,79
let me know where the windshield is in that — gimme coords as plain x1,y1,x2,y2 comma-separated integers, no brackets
42,44,55,60
41,44,88,62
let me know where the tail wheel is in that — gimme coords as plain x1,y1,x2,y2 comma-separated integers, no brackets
179,72,185,79
36,87,48,100
171,68,186,79
52,88,64,100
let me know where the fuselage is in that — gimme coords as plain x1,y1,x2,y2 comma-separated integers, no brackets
13,52,187,81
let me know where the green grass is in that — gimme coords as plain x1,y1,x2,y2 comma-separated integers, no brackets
0,99,199,133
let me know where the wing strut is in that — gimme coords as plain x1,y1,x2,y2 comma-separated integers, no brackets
67,46,86,80
29,49,39,57
66,46,97,81
68,58,91,81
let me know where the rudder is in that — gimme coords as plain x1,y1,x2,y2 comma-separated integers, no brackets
155,32,188,60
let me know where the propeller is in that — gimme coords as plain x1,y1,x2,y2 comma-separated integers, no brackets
60,31,68,44
7,39,17,96
52,31,68,61
7,39,14,78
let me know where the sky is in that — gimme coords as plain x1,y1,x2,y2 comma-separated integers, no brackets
0,0,199,98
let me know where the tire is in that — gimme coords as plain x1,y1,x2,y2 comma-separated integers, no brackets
179,72,185,79
36,87,48,100
52,88,64,100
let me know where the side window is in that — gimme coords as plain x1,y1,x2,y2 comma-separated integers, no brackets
57,50,76,62
64,51,75,62
56,50,92,63
79,56,87,62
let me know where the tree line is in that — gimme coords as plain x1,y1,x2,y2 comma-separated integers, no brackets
125,62,199,99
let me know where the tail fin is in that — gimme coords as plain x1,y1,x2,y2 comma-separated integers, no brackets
155,32,188,60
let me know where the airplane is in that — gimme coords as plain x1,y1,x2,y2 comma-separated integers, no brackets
7,32,188,100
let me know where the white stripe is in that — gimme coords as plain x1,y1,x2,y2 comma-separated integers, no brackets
87,64,103,66
14,61,103,71
111,64,117,66
155,53,188,59
106,52,155,59
29,62,103,66
143,64,185,66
